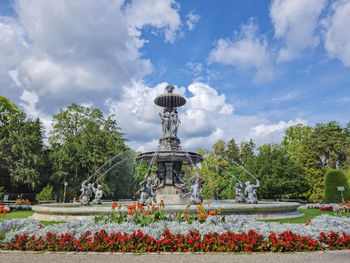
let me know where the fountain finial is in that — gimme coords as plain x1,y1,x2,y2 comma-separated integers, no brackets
166,84,174,94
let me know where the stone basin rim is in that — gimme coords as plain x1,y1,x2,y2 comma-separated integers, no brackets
32,201,300,217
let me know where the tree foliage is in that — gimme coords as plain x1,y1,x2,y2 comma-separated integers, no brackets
0,96,45,192
48,103,129,200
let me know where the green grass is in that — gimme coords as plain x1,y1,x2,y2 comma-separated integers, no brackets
261,208,336,224
2,210,34,219
2,210,63,225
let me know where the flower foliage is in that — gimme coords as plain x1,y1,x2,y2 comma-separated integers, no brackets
95,201,223,226
4,229,350,253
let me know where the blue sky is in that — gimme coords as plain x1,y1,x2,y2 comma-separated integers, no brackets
0,0,350,151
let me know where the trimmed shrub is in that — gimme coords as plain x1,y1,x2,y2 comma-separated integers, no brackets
324,170,350,203
35,184,53,201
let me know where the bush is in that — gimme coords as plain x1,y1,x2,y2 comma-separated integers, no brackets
35,184,53,201
324,170,350,203
0,187,5,201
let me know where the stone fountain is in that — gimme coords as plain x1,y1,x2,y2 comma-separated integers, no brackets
136,84,203,204
31,83,302,221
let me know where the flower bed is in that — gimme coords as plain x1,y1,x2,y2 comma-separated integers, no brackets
302,202,350,213
1,213,350,252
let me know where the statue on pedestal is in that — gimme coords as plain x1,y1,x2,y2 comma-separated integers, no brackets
159,111,171,138
245,179,260,204
235,181,246,203
137,174,156,206
188,173,205,205
91,184,103,205
79,180,92,206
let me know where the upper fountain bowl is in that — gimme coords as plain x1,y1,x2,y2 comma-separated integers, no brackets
154,84,186,108
154,93,186,108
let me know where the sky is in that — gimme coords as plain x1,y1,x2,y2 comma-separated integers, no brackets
0,0,350,152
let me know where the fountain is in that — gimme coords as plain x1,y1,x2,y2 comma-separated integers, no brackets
135,84,203,204
31,84,302,221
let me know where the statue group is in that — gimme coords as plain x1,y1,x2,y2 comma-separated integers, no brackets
137,172,205,206
159,109,181,138
79,180,103,205
235,179,260,204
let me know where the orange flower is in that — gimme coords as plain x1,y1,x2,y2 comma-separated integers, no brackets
199,212,207,220
160,200,164,207
346,202,350,208
112,201,118,210
339,203,344,207
208,210,216,216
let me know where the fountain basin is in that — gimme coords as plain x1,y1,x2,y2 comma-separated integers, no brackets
136,151,203,165
30,201,302,221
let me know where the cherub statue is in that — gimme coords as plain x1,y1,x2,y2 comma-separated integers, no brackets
187,173,205,205
137,174,156,206
244,179,260,204
91,184,103,205
235,181,246,203
79,180,92,206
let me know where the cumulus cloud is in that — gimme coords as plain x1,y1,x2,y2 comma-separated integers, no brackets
247,118,307,146
106,81,304,151
209,18,273,82
106,81,236,151
322,0,350,66
186,12,200,31
270,0,326,62
0,0,183,115
125,0,181,43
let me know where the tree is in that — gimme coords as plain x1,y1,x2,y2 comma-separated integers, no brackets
48,103,129,200
282,122,350,200
36,184,54,201
254,144,308,199
225,138,240,164
0,96,45,192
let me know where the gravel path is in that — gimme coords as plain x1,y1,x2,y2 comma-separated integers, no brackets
1,250,350,263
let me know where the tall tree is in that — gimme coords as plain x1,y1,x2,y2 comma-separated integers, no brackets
49,103,129,200
0,96,45,192
254,144,307,199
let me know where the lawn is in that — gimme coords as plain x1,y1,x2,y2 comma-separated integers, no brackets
261,208,337,224
3,210,34,219
2,210,63,225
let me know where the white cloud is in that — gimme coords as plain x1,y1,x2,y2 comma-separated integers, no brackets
209,18,273,82
0,0,183,115
271,92,298,103
186,12,200,31
107,81,303,152
247,118,307,146
125,0,181,43
270,0,326,62
322,0,350,66
19,89,52,135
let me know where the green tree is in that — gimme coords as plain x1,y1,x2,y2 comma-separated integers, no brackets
0,96,45,192
254,144,308,199
36,184,54,201
48,103,129,200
